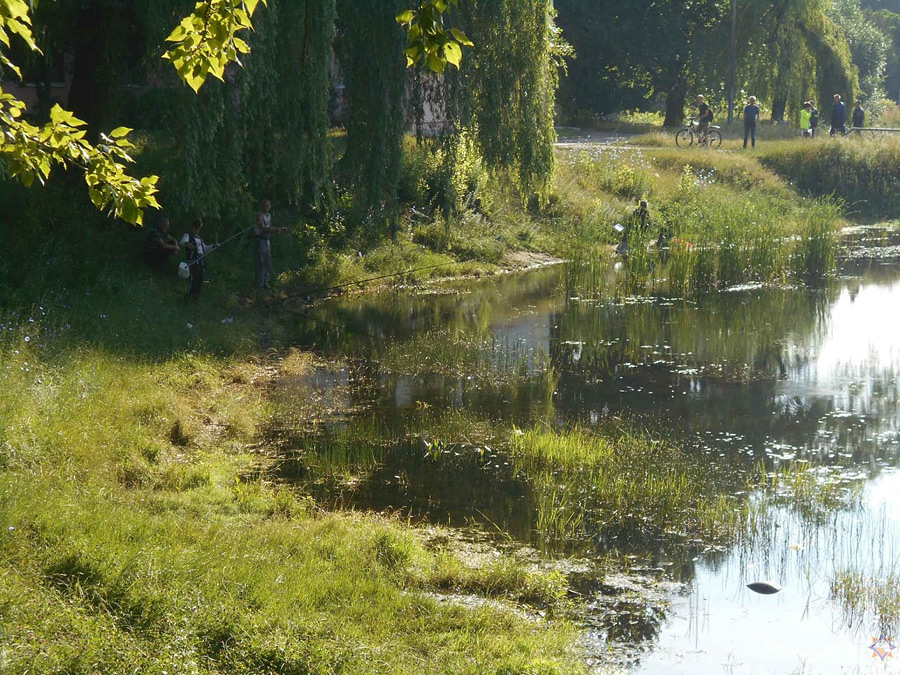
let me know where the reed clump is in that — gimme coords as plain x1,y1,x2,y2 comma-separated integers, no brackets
509,427,742,545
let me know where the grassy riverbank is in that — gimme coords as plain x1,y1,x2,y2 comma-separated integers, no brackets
0,136,891,672
0,339,584,674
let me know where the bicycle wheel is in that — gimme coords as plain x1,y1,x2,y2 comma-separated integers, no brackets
707,129,722,148
675,128,693,148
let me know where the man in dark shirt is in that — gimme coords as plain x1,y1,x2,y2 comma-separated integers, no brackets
852,100,865,133
743,96,760,148
141,217,179,271
830,94,847,136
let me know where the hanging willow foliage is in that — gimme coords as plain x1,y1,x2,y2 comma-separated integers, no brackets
152,0,335,223
242,0,336,206
335,0,409,236
458,0,557,199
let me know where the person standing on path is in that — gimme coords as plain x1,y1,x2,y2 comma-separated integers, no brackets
830,94,847,136
181,218,216,300
800,102,812,138
255,199,286,289
743,96,760,148
852,100,865,133
809,101,819,137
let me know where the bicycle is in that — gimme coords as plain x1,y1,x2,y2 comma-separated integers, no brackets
675,120,722,148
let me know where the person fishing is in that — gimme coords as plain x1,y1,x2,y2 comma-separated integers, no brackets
181,218,216,300
255,199,287,289
617,199,651,255
141,216,179,272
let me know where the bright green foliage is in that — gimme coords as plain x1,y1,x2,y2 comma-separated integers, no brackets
0,0,38,79
163,0,269,92
397,0,473,73
0,0,160,224
0,94,159,225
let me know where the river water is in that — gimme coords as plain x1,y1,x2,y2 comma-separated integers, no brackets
278,228,900,674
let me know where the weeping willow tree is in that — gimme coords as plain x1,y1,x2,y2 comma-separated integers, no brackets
148,0,336,223
336,0,409,239
738,0,858,122
458,0,558,198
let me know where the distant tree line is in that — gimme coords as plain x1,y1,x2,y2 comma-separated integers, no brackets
556,0,898,126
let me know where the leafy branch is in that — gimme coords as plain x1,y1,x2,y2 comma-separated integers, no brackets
163,0,268,92
0,0,159,225
396,0,473,74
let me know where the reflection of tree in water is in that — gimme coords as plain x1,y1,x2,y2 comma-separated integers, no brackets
283,266,564,354
548,284,856,460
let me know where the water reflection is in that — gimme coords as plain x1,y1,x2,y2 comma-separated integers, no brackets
274,243,900,672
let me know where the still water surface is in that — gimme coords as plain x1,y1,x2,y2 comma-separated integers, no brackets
281,236,900,674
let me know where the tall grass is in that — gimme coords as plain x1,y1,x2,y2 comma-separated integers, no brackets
509,427,743,546
759,137,900,220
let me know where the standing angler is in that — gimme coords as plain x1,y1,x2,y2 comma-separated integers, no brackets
743,96,760,148
254,199,287,289
181,218,216,300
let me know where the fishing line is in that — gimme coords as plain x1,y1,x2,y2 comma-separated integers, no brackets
273,261,459,305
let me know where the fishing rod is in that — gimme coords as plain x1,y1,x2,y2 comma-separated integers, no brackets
179,224,255,277
272,262,459,305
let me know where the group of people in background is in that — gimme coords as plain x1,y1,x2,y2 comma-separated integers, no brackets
141,199,286,298
726,93,866,146
805,94,865,137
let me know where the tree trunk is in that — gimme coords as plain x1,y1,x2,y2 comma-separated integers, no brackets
663,82,687,128
771,94,787,122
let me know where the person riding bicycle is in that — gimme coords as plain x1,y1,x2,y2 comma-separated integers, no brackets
694,95,714,143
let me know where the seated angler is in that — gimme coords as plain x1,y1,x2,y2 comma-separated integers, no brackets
141,216,180,271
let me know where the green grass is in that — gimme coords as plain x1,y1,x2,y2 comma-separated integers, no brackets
0,332,586,674
758,136,900,220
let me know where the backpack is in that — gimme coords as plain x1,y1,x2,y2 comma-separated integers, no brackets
810,108,819,127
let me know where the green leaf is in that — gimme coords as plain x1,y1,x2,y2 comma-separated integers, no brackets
426,51,445,73
443,40,462,68
450,28,473,47
396,10,415,24
109,127,132,138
